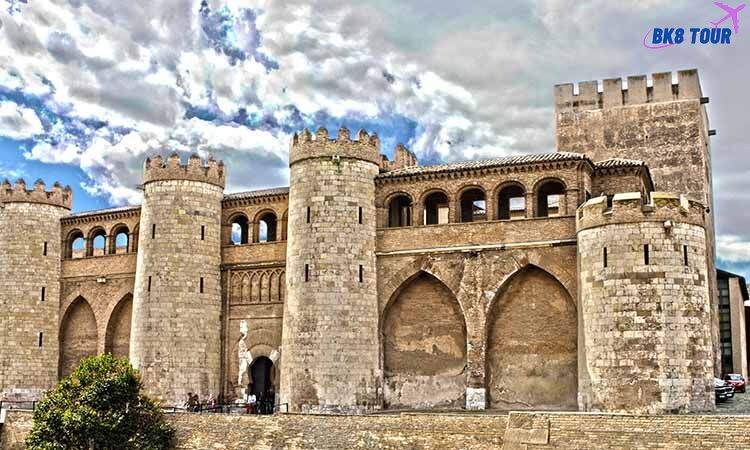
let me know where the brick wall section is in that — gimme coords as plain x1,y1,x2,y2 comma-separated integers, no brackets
377,245,579,410
8,410,750,450
0,193,70,402
487,266,577,410
504,412,750,450
577,193,714,413
282,127,382,413
383,273,467,409
130,160,225,406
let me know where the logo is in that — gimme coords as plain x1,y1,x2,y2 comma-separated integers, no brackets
643,2,745,49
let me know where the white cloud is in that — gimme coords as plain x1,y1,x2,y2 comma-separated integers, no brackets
0,100,44,140
717,235,750,263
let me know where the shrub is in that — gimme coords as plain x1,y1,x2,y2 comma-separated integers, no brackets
26,354,174,450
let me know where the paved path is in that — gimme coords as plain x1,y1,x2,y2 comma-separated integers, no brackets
715,390,750,414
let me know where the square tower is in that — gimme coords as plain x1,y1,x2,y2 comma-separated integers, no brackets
555,69,719,375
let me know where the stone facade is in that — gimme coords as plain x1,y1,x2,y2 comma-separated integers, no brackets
0,69,719,416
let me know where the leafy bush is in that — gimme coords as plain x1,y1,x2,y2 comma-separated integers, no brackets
26,354,174,450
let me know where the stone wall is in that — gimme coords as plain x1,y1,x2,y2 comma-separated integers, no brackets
6,410,750,450
131,170,225,406
0,196,69,402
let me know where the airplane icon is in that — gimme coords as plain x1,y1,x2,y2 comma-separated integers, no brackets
711,2,746,33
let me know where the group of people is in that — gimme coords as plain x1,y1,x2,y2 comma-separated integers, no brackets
183,392,217,412
245,386,275,414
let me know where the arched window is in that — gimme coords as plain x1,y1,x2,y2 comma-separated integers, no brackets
498,184,526,220
87,228,106,257
536,180,566,218
459,187,486,222
423,191,449,225
231,214,249,245
68,230,84,259
387,194,412,227
256,211,277,243
110,225,130,254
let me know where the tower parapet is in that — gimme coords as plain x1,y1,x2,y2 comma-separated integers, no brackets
0,178,70,402
289,127,381,166
143,153,226,188
576,192,714,414
555,69,702,113
0,179,72,209
282,126,382,413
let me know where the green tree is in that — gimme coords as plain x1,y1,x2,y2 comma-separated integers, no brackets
26,354,174,450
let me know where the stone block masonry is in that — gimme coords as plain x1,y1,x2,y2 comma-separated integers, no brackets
6,410,750,449
577,192,713,413
282,127,382,413
130,155,226,406
0,180,71,402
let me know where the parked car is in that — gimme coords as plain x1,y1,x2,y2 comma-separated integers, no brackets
724,374,746,393
715,378,735,402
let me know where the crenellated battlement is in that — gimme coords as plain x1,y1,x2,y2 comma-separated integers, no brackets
143,153,226,188
0,178,72,210
380,144,419,172
289,126,382,166
577,191,706,232
555,69,703,113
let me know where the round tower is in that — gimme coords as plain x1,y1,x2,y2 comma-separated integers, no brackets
576,191,714,414
130,154,225,405
0,179,72,402
281,126,382,413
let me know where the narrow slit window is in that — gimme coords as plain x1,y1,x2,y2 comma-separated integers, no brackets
41,287,45,302
359,265,364,283
603,248,608,268
683,245,689,266
38,332,43,347
151,224,156,239
200,277,204,293
306,206,311,224
644,244,650,265
304,264,309,282
201,225,205,241
43,241,48,256
358,207,363,224
148,276,152,292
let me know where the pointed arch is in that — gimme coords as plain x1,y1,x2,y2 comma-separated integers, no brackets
59,296,98,378
485,264,577,410
104,293,133,358
382,271,467,409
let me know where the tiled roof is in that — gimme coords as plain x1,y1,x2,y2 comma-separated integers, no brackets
376,152,590,179
223,187,289,201
593,158,646,169
65,205,141,219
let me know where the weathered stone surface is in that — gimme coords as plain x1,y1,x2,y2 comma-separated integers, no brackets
130,158,225,406
0,190,69,402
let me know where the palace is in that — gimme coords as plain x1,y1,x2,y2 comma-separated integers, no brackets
0,69,720,415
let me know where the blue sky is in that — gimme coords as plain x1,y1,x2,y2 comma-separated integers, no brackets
0,0,748,279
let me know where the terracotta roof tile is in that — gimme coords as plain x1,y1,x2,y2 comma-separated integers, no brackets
376,152,590,179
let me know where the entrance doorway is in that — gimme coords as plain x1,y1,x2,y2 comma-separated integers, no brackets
249,356,275,414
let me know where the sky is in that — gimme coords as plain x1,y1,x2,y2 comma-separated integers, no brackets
0,0,748,279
